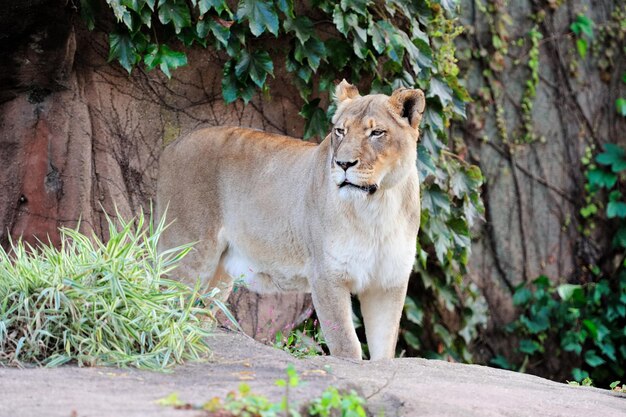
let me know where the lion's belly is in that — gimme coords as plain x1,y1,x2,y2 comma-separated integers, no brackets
324,230,417,293
222,245,312,293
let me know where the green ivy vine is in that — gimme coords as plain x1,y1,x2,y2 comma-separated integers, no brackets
500,143,626,387
490,6,626,385
78,0,486,361
468,0,545,145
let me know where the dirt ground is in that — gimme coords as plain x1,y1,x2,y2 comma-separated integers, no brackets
1,330,624,417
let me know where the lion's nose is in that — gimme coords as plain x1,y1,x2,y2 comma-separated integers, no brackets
335,159,358,171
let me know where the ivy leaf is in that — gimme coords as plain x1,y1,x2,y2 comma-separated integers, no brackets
572,368,590,382
422,187,451,217
561,331,582,355
325,38,351,70
108,0,133,29
297,65,313,83
197,18,231,46
576,38,588,58
80,0,97,30
368,20,385,53
616,98,626,117
428,77,454,107
121,0,143,12
450,165,482,198
236,0,279,36
584,349,605,367
283,16,313,45
144,43,187,78
139,6,153,27
352,35,368,59
404,297,423,325
520,309,550,334
426,217,452,263
595,144,626,172
607,201,626,218
452,97,466,118
158,0,191,34
294,37,327,71
587,168,617,189
340,0,370,15
377,21,405,63
422,107,444,133
600,343,617,361
512,286,532,306
519,339,542,355
570,14,594,38
403,331,421,350
299,99,328,140
275,0,294,18
463,194,483,227
108,32,139,73
420,127,444,155
400,30,432,75
159,45,187,77
198,0,229,15
447,217,470,248
490,355,512,370
235,50,274,87
557,284,584,302
417,144,437,179
332,6,364,40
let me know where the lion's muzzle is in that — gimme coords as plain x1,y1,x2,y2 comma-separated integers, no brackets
338,180,378,195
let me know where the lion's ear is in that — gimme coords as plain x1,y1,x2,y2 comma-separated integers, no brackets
334,79,360,104
388,88,426,130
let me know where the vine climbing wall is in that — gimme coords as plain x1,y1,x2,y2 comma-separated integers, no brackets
458,0,626,376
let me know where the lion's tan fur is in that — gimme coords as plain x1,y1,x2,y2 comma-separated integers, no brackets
156,81,425,360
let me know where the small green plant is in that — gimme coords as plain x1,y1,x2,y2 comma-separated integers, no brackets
610,380,625,392
157,364,368,416
308,386,366,417
274,318,326,359
568,377,594,387
0,210,217,370
570,13,594,58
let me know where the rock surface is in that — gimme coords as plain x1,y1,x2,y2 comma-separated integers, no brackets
1,331,624,417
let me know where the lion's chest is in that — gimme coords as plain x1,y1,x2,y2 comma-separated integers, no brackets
323,220,417,293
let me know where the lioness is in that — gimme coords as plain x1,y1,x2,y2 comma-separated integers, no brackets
156,80,424,360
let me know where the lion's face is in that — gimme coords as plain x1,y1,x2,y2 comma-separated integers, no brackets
329,81,426,198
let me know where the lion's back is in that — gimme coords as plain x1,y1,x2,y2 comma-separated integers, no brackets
155,126,323,241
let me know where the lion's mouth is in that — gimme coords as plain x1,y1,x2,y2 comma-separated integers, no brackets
339,181,378,195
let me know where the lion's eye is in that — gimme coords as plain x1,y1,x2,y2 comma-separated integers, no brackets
334,127,345,136
370,129,386,138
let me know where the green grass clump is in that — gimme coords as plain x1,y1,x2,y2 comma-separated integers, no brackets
0,211,213,370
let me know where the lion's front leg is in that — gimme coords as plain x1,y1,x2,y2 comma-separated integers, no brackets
359,282,408,360
310,278,362,359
